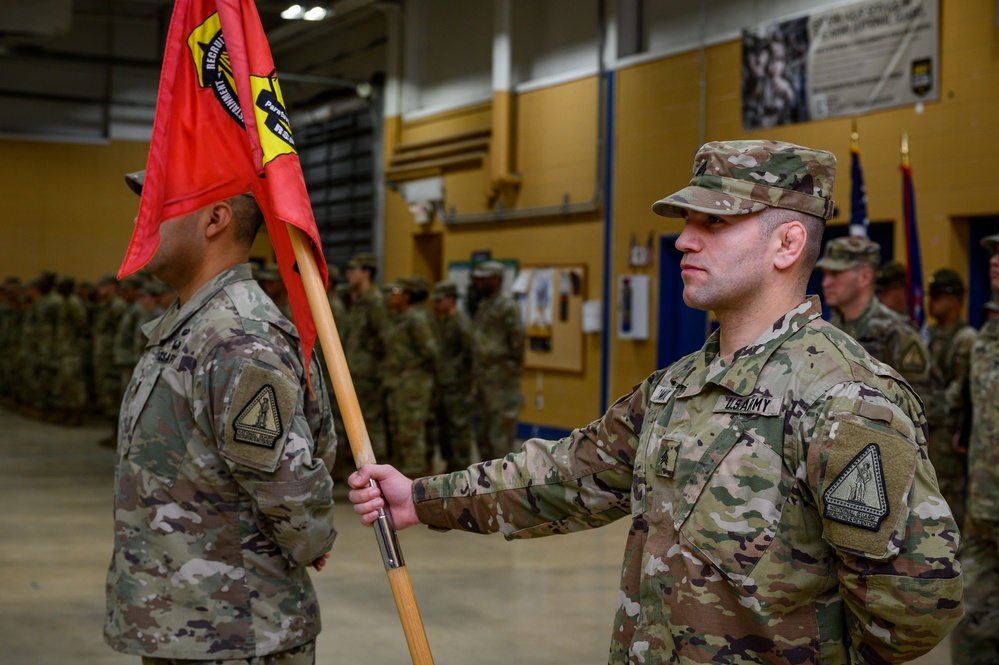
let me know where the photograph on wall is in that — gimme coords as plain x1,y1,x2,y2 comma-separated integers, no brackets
742,0,939,131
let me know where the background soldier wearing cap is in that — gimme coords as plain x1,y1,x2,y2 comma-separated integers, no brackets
257,262,292,319
91,274,128,444
383,277,440,476
105,172,337,663
876,260,909,316
53,275,90,426
470,259,525,460
952,232,999,665
925,267,976,528
432,280,475,472
348,139,961,663
343,251,390,459
818,236,930,385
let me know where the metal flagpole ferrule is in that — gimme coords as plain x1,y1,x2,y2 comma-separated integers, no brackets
371,479,405,570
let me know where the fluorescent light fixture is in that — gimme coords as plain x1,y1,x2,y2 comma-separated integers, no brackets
281,4,331,20
303,7,330,20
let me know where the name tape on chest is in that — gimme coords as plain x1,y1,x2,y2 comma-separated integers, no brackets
713,395,784,416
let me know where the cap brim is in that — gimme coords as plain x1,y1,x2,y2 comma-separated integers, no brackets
815,258,857,271
982,237,999,252
124,170,145,196
652,186,768,218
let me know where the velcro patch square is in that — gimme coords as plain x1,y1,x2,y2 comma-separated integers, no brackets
819,415,916,558
222,363,298,472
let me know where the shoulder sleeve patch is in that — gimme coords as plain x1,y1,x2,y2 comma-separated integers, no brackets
820,414,916,558
899,339,928,376
221,362,298,472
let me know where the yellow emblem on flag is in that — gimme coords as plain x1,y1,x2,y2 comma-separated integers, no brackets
187,12,244,127
251,74,296,164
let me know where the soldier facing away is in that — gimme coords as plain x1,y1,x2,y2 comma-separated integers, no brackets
951,233,999,665
348,140,963,664
104,170,337,663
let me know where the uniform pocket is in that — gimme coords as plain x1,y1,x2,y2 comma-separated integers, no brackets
125,365,189,488
676,416,790,585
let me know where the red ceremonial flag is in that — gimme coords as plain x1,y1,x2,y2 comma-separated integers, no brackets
118,0,327,372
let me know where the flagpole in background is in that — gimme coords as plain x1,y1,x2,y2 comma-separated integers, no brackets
849,118,869,238
901,131,927,334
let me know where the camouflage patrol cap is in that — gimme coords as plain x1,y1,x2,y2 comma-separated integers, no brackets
929,268,965,296
652,140,837,220
432,281,458,300
472,260,505,278
326,263,341,283
982,234,999,253
815,236,881,271
346,252,378,270
408,275,430,297
124,170,145,196
876,261,907,289
119,274,145,290
985,296,999,313
382,279,405,295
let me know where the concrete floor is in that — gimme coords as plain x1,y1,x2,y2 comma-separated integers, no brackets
0,404,953,664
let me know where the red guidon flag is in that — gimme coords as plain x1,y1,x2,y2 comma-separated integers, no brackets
118,0,327,373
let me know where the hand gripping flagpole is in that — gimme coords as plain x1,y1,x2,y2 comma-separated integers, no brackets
287,227,435,665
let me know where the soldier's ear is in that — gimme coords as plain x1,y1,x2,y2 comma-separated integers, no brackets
773,220,806,271
204,201,234,240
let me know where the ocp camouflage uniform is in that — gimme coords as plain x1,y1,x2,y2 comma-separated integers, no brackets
32,286,63,412
472,284,525,459
435,306,475,471
829,295,930,387
414,297,963,664
951,311,999,664
92,293,128,420
342,285,389,458
925,317,976,528
384,298,439,475
104,264,337,659
54,288,90,423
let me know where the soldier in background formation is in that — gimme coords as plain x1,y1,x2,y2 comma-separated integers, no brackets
925,268,976,529
817,236,930,386
0,271,159,429
383,277,439,476
432,281,475,472
470,260,526,460
952,232,999,664
876,259,910,316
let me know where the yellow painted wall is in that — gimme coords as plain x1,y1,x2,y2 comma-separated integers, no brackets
387,0,999,427
0,140,150,281
4,0,997,432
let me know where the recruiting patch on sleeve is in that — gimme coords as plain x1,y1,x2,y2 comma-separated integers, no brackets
820,415,916,558
221,363,298,472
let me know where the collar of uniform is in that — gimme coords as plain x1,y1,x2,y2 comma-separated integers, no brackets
145,263,254,346
676,296,823,399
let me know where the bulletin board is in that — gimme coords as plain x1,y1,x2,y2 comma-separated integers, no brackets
520,265,586,373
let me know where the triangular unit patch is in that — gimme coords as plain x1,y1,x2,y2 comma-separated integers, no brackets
823,442,889,531
899,341,927,374
233,384,284,448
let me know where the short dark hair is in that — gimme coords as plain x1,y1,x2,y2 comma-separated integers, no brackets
759,206,825,286
228,194,264,248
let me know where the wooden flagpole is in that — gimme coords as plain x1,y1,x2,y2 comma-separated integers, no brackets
287,226,435,665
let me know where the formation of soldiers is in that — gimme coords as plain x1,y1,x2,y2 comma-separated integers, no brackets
1,246,991,527
329,254,525,479
0,271,173,438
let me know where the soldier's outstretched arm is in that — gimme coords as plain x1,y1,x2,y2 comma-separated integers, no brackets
348,464,419,529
